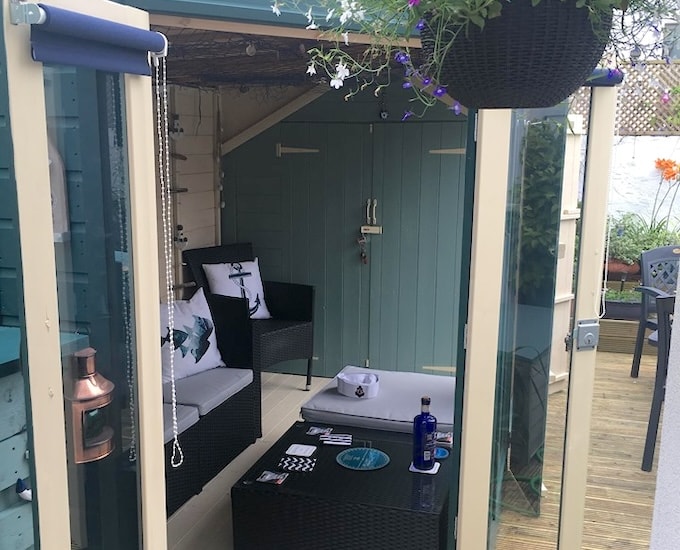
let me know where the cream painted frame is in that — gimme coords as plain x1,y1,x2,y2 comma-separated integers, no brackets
457,110,512,549
558,86,617,549
2,1,165,549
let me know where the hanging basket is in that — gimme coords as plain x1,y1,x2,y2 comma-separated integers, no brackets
420,0,612,109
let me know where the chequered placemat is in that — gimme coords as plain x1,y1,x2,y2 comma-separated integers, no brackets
278,456,317,472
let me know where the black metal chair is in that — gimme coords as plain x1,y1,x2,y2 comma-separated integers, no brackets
183,244,315,437
641,293,674,471
631,245,680,378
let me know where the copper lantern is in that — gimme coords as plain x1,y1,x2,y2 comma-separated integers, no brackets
65,347,115,463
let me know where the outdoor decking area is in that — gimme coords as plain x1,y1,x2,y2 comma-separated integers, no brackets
168,351,659,550
497,351,659,549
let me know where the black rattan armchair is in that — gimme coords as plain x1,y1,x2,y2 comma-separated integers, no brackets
183,244,315,437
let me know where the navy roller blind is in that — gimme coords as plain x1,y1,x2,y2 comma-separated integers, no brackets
31,4,166,75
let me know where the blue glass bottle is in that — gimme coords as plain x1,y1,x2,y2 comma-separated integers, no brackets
413,395,437,470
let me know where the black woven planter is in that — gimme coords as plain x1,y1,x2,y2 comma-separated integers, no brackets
421,0,612,109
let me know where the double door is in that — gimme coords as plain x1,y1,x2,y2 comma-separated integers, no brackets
223,118,468,377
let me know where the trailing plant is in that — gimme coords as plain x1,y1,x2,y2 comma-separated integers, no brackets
271,0,679,115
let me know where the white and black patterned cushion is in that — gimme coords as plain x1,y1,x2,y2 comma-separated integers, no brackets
202,258,272,320
160,287,225,383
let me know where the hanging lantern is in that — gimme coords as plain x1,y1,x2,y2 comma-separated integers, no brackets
64,347,116,463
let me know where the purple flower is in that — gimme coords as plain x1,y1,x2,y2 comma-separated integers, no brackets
449,101,462,115
422,77,432,86
394,51,410,64
408,0,421,6
403,81,413,89
402,110,414,121
415,19,425,31
433,85,447,98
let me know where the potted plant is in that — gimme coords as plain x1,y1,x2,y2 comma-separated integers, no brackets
272,0,678,112
607,212,680,272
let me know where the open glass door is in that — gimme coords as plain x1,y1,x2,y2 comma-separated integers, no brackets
488,105,572,547
486,87,619,548
45,65,141,549
2,1,164,548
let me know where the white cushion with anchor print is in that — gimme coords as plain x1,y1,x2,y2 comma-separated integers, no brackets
160,287,225,383
202,258,272,320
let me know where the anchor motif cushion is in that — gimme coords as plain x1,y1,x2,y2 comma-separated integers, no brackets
160,287,225,383
202,259,272,320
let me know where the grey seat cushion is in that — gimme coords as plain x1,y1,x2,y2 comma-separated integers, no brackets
163,367,253,416
163,403,200,444
301,366,455,433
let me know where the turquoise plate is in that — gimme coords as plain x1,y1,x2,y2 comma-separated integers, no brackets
435,447,449,459
336,447,390,471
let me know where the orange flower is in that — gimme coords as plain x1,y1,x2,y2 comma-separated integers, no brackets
655,158,680,181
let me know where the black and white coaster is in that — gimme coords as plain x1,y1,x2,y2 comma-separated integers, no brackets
278,456,317,472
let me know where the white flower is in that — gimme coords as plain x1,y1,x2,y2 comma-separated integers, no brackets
306,21,319,30
305,7,313,23
326,9,335,22
271,2,281,16
306,63,317,76
342,32,349,46
330,77,344,89
339,1,364,24
336,61,350,80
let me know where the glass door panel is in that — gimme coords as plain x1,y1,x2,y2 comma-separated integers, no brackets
489,106,571,548
43,65,141,549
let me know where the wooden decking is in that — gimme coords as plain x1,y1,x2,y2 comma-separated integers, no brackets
496,351,659,549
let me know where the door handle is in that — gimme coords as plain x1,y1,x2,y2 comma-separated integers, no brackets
372,199,377,225
366,198,372,225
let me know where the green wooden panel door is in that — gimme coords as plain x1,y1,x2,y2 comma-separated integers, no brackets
369,121,467,373
222,89,467,379
223,122,372,378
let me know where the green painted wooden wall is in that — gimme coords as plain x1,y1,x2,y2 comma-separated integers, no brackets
223,89,467,378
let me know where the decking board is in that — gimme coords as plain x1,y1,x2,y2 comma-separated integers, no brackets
496,351,658,549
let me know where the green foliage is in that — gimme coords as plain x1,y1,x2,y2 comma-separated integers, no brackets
273,0,678,113
518,118,566,305
604,288,641,303
608,212,680,265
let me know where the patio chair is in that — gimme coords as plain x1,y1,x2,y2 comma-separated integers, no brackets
183,243,315,437
630,245,680,378
641,293,674,471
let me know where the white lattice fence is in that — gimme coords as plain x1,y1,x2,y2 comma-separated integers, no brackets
570,61,680,136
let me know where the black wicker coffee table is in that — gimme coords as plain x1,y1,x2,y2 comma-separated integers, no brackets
231,421,451,549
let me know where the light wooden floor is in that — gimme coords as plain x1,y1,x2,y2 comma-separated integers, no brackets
168,352,660,549
496,351,659,549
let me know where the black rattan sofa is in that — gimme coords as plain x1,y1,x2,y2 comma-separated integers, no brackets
183,243,315,438
164,293,258,516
